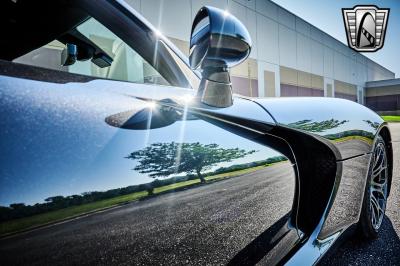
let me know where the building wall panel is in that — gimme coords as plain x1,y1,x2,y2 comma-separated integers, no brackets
278,7,295,29
366,85,400,97
255,0,278,20
295,17,311,37
191,0,228,19
141,0,191,40
323,46,334,78
279,25,297,69
257,14,279,64
311,40,324,76
232,0,256,10
296,33,311,72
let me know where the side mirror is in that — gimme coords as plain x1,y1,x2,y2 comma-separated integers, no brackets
190,6,252,108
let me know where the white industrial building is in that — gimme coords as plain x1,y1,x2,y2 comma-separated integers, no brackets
125,0,395,106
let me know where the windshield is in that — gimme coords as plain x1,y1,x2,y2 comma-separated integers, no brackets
12,1,200,90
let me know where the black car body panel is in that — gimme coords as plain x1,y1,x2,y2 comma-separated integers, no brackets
253,97,384,160
0,63,299,265
252,97,392,263
0,0,393,265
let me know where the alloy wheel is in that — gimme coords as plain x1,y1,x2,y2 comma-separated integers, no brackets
369,141,388,230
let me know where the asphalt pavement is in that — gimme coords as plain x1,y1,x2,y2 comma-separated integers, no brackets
320,123,400,265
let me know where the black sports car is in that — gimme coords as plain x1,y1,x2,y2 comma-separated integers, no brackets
0,0,392,265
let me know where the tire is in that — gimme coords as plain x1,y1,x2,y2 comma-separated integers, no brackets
358,136,389,239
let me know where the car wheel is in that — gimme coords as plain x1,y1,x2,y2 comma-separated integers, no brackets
359,136,389,239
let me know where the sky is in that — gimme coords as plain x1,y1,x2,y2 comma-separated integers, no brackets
272,0,400,77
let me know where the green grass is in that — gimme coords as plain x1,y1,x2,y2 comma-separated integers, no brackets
331,135,373,145
0,191,148,237
153,179,199,194
154,164,271,194
0,163,280,237
381,116,400,122
206,164,270,181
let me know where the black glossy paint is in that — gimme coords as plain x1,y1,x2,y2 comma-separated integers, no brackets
0,73,297,265
0,0,393,264
254,97,383,160
252,97,391,263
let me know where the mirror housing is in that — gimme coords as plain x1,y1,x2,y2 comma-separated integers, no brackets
61,43,77,66
190,6,251,107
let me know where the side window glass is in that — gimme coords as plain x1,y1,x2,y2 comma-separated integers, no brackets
13,18,170,86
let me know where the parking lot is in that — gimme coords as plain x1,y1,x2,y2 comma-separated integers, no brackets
321,123,400,265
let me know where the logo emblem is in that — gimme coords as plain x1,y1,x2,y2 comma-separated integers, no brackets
342,5,389,52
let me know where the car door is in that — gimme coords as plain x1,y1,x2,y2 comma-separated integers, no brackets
0,1,300,265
